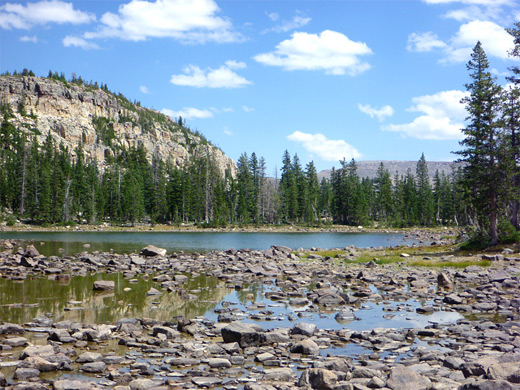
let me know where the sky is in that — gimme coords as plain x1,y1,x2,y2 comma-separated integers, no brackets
1,0,520,174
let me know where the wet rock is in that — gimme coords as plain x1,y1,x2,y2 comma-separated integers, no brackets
335,308,357,322
152,325,179,339
444,293,463,304
140,245,167,257
93,280,115,291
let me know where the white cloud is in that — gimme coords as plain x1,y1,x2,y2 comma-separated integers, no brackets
0,0,94,29
139,85,150,94
170,62,252,88
287,131,361,162
358,104,394,121
223,128,233,136
383,90,468,140
20,35,38,43
443,20,515,63
264,13,311,33
84,0,240,44
254,30,373,76
62,35,99,50
407,32,447,52
162,107,214,120
242,105,255,112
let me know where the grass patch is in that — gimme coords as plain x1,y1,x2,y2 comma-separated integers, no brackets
299,250,347,259
409,259,491,268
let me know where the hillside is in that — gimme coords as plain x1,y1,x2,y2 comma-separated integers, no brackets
0,74,234,175
318,160,461,181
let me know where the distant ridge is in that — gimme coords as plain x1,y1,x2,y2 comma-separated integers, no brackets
318,160,462,181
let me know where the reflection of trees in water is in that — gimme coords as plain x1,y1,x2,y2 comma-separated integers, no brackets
234,281,266,304
0,272,233,324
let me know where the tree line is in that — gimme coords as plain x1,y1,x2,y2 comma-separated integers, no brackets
0,102,470,228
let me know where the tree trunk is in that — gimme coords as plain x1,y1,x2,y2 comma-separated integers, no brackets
490,191,498,245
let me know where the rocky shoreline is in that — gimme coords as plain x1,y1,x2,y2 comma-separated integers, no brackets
0,241,519,390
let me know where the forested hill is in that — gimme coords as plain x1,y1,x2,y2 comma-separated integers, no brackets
318,160,461,181
0,72,234,175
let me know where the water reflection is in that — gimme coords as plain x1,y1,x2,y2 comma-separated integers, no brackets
0,273,233,324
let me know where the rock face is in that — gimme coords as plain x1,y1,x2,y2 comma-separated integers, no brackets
0,75,235,176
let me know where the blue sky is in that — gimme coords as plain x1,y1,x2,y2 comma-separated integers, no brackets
1,0,520,173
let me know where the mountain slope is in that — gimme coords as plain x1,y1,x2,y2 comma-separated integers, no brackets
0,75,234,175
318,160,462,181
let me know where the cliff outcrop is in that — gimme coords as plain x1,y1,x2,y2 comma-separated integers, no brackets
0,75,235,175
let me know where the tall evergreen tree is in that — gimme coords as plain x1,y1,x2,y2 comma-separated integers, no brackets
455,41,504,244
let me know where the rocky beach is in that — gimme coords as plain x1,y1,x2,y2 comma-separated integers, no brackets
0,237,519,390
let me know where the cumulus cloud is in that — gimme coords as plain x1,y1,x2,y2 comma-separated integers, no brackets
0,0,94,29
358,104,394,121
410,21,515,63
254,30,373,76
263,13,311,33
407,32,447,52
383,90,468,140
170,61,252,88
84,0,240,44
162,107,214,120
287,131,361,162
62,35,99,50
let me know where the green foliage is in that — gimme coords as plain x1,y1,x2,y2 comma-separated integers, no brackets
5,214,17,226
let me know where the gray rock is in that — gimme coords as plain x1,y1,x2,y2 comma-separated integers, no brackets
290,339,320,355
262,367,296,381
386,365,431,390
76,352,102,363
458,380,517,390
298,368,338,390
3,336,28,347
438,271,454,289
291,322,317,336
208,358,232,368
221,322,266,348
335,308,357,322
80,361,106,373
19,356,59,372
53,379,100,390
14,367,40,380
140,245,167,257
192,377,223,387
93,280,115,291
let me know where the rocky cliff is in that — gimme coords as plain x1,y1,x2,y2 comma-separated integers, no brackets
0,75,235,175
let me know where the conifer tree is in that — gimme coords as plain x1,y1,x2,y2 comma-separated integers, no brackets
456,42,504,244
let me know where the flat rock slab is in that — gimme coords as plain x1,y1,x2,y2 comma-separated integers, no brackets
140,245,167,257
192,377,223,387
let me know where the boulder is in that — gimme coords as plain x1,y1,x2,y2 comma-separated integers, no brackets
221,322,266,348
298,368,338,390
291,322,317,336
386,365,431,390
93,280,115,291
140,245,167,257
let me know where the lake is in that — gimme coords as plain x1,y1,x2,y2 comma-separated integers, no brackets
0,231,424,256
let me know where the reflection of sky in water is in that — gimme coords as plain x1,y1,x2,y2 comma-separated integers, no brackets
204,287,463,332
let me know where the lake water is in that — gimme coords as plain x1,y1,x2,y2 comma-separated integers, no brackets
0,231,422,256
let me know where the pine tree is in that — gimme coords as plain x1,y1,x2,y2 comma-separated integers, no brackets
416,154,435,226
456,42,504,244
